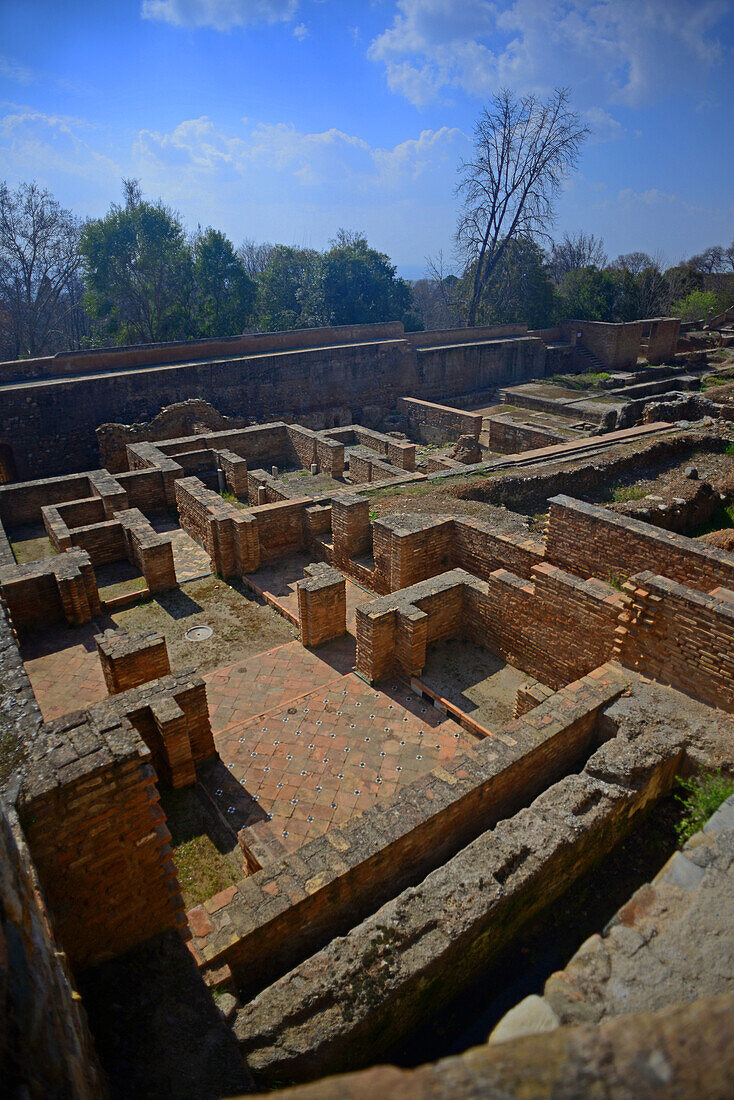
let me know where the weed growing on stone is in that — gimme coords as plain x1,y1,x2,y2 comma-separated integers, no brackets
610,483,647,503
219,489,237,503
674,769,734,845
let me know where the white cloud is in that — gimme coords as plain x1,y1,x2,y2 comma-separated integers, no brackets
293,22,308,40
368,0,732,108
141,0,299,31
0,55,34,85
0,108,119,183
134,115,467,191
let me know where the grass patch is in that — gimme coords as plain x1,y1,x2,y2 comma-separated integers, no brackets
160,788,240,910
690,502,734,539
675,769,734,845
610,484,647,503
548,371,611,391
606,571,628,591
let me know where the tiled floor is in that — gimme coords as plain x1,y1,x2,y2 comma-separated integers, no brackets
203,638,355,733
23,625,107,721
200,671,473,867
150,517,213,584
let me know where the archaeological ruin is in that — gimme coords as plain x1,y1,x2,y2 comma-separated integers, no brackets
2,309,734,1098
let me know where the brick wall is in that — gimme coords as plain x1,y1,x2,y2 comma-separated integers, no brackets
0,472,92,527
96,628,172,695
399,397,483,445
643,318,680,364
615,571,734,712
466,563,625,690
217,449,248,496
297,564,346,647
90,671,215,788
546,494,734,592
0,802,105,1098
484,416,566,454
356,563,622,690
16,710,186,972
118,508,177,592
0,552,101,631
332,494,371,566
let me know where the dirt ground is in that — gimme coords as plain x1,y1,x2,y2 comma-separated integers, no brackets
420,639,529,730
113,575,296,674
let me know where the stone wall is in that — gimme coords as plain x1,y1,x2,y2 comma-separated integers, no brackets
561,320,644,370
355,564,623,691
16,709,186,972
484,415,567,454
0,551,101,632
643,317,681,364
95,628,172,695
0,799,106,1099
0,325,550,480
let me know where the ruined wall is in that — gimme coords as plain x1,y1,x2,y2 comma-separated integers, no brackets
546,494,734,592
616,572,734,712
398,397,483,445
0,326,549,480
188,669,624,996
235,712,684,1082
0,552,101,631
0,800,106,1099
16,710,186,972
484,416,567,454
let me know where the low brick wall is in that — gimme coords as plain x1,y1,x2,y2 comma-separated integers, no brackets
546,494,734,592
399,397,483,445
484,415,566,454
217,449,248,496
297,564,346,647
188,667,625,996
616,571,734,712
332,494,371,566
16,709,186,972
118,508,177,592
96,628,172,695
90,671,215,788
466,563,625,691
356,564,623,690
0,551,101,631
348,447,406,485
175,477,259,576
0,471,92,527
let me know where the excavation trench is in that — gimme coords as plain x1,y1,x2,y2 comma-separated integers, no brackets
386,790,685,1067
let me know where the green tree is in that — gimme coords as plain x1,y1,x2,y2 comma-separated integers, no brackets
557,265,616,321
305,230,419,329
672,287,729,323
80,179,191,344
191,227,256,337
255,245,319,331
458,236,557,328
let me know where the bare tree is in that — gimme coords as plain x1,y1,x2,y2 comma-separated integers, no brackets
455,88,589,326
686,245,726,274
237,237,274,279
610,251,657,278
0,180,82,356
550,231,607,283
723,241,734,273
421,250,464,329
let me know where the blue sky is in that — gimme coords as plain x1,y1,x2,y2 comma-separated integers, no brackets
1,0,733,279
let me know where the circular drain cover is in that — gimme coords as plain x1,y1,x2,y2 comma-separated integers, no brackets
185,625,213,641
